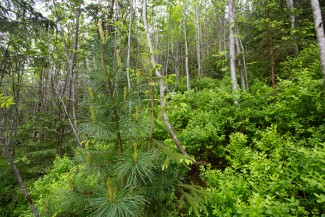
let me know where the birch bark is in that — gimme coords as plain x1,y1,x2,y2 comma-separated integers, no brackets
52,1,81,147
286,0,299,54
184,0,191,91
194,0,202,79
311,0,325,81
126,0,134,92
142,0,189,157
229,0,238,92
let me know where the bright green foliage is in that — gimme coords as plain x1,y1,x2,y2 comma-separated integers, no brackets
281,44,321,78
157,43,325,215
24,144,207,217
203,128,325,216
0,94,15,108
241,0,314,82
0,158,19,216
24,41,325,216
2,0,325,215
20,34,208,216
163,44,324,166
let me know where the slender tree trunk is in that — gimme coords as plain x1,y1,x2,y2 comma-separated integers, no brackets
268,25,276,88
11,69,20,155
285,0,295,28
235,35,246,90
183,0,191,91
286,0,299,54
143,0,190,157
184,22,190,91
199,2,204,57
267,6,276,88
235,25,249,89
126,0,134,93
311,0,325,81
269,29,276,88
175,41,180,82
56,94,82,148
107,0,116,33
52,1,81,147
71,4,81,130
194,0,202,79
0,129,39,217
222,16,227,57
238,30,249,89
229,0,238,92
65,8,81,145
233,5,246,91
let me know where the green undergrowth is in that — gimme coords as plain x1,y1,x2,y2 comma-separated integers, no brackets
19,44,325,216
164,45,324,216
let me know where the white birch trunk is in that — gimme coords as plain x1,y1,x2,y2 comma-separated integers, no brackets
184,0,191,91
311,0,325,81
286,0,299,54
142,0,190,157
286,0,296,31
235,35,246,90
52,1,81,147
195,0,202,78
233,4,246,91
229,0,238,92
126,0,134,92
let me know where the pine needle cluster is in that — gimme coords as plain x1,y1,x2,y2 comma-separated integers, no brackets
27,33,209,216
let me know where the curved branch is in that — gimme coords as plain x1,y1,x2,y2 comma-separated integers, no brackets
142,0,189,157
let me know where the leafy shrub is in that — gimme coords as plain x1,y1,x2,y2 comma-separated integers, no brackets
203,127,325,216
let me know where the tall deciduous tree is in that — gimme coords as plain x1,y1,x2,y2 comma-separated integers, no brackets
311,0,325,80
183,0,191,91
194,0,202,79
126,0,134,92
285,0,299,54
52,0,82,148
229,0,239,92
142,0,190,157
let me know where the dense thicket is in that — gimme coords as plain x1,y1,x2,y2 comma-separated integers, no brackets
0,0,325,216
